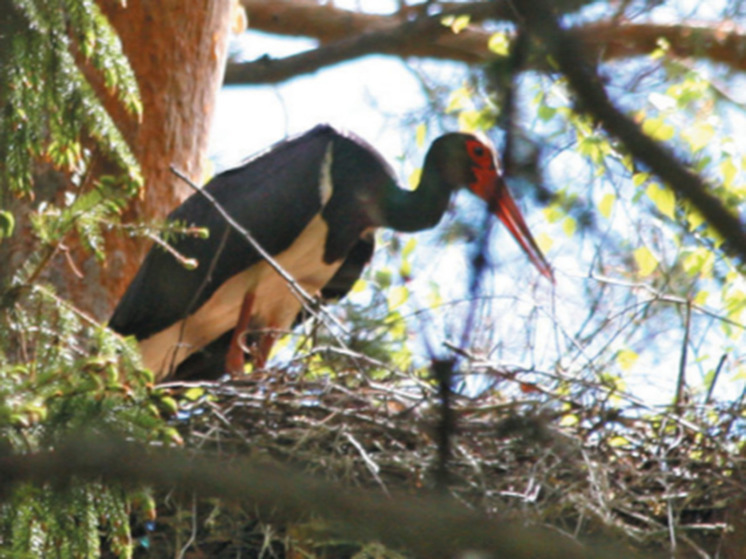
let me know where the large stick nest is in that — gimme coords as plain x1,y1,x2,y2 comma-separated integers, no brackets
134,358,746,559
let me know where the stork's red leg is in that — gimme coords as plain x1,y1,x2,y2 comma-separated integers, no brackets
226,291,256,377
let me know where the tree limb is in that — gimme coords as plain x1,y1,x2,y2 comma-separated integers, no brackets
513,0,746,262
0,434,636,559
231,0,746,85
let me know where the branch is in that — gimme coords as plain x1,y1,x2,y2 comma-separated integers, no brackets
513,0,746,262
231,0,746,84
0,434,636,559
169,165,350,339
228,2,500,85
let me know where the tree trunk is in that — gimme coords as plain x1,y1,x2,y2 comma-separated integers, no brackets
89,0,234,319
6,1,234,321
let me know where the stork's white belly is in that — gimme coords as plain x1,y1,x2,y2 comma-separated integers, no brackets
139,214,341,379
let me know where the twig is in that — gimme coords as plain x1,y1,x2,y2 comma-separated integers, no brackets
674,299,691,412
432,358,456,492
169,165,350,338
704,353,727,405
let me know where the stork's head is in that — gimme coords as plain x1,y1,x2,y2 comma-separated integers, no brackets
428,132,554,281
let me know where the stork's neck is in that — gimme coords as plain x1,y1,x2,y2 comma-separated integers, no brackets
381,166,453,232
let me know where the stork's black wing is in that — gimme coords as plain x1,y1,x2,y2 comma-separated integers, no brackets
110,125,340,340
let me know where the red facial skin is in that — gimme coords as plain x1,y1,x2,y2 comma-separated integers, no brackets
465,139,554,282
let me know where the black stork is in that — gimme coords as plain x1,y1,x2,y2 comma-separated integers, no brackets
109,124,553,381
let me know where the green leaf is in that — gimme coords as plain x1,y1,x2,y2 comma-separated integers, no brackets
408,167,422,190
446,86,472,113
543,205,564,224
183,387,206,401
560,413,579,427
350,278,368,294
609,436,630,447
632,172,650,187
402,237,417,259
693,290,709,306
577,136,608,165
537,103,556,121
598,193,615,219
458,109,494,132
451,14,470,33
645,182,675,219
682,247,715,278
536,233,553,254
375,269,392,289
387,285,409,311
562,216,577,236
415,123,427,149
0,211,15,239
720,157,737,187
617,349,639,371
642,117,675,142
682,122,715,153
441,14,470,33
487,32,510,56
685,204,705,231
634,246,659,277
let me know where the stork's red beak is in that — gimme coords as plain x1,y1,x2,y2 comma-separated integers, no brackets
471,173,554,282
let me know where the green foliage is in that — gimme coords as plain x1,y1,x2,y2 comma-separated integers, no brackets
0,0,142,198
0,1,167,557
0,283,174,558
527,47,746,386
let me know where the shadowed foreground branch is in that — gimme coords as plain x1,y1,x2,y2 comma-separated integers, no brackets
0,434,633,559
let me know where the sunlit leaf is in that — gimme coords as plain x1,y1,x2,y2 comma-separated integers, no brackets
441,14,470,33
617,349,639,371
693,290,709,306
645,182,675,219
682,122,714,153
402,237,417,259
720,157,737,187
408,167,422,190
563,216,577,236
634,246,658,277
543,205,564,223
537,103,556,121
685,205,705,231
599,193,615,219
642,117,675,142
415,123,427,149
488,32,510,56
458,109,493,132
536,232,554,254
703,225,725,248
632,172,650,187
446,86,472,113
387,286,409,311
350,278,368,294
682,247,715,278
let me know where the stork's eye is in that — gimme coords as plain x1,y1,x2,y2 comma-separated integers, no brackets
473,145,485,157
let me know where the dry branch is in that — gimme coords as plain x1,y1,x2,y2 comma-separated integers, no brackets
0,429,620,559
232,0,746,84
